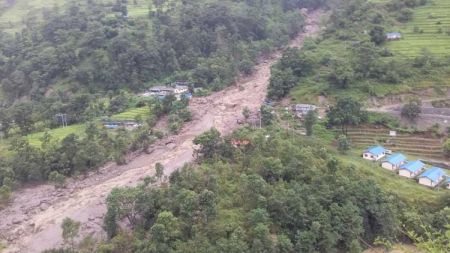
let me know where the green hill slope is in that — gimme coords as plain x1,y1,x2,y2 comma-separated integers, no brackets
387,0,450,57
0,0,154,32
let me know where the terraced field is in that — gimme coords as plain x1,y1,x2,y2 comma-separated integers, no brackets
110,106,150,121
387,0,450,57
344,127,445,160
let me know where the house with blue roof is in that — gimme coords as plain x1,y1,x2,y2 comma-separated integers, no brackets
363,146,387,161
381,153,407,171
398,160,425,178
418,167,445,187
386,32,401,40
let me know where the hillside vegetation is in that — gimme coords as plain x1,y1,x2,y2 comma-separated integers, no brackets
268,0,450,102
0,0,327,204
0,0,309,102
0,0,159,32
0,0,323,144
44,127,448,253
388,0,450,57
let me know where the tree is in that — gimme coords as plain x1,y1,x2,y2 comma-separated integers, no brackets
198,189,216,223
0,185,11,207
304,110,317,136
337,134,350,154
9,102,35,134
113,129,129,165
260,105,274,126
193,128,222,159
268,68,297,100
401,99,421,121
328,59,354,89
242,107,251,120
369,25,386,45
48,171,67,188
327,98,368,135
276,234,294,253
217,228,249,253
348,239,362,253
443,138,450,158
61,217,80,250
150,211,181,252
106,187,140,228
155,162,165,182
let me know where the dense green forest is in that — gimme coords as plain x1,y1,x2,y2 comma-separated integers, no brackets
268,0,450,102
0,0,326,196
47,127,449,252
0,0,310,102
0,0,325,145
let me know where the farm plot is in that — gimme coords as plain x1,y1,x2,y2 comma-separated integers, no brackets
3,106,151,148
110,106,150,121
343,127,445,160
387,0,450,57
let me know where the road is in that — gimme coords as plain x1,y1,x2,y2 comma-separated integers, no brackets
367,98,450,131
0,9,325,253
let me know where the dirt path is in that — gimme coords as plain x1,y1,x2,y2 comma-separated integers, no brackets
367,98,450,132
0,10,325,253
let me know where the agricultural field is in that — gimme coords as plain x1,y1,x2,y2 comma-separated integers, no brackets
25,123,86,147
387,0,450,57
109,106,150,121
343,126,445,160
0,106,151,150
0,0,68,32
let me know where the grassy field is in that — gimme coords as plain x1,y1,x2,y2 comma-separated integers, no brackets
387,0,450,57
0,0,154,32
26,123,86,146
0,106,151,151
0,0,61,32
110,106,150,121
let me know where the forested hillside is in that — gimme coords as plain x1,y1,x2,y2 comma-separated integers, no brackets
0,0,323,102
0,0,330,143
66,127,448,253
0,0,327,214
268,0,450,102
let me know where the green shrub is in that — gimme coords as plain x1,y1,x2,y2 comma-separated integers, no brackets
443,139,450,157
337,134,350,154
0,185,11,207
48,171,67,188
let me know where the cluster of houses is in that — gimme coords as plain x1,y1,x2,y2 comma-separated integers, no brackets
363,145,450,189
102,120,141,130
141,82,192,100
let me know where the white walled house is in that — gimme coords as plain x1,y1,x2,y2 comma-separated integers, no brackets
418,167,445,187
173,85,189,94
292,104,316,118
446,177,450,190
398,160,425,178
386,32,402,40
362,146,387,161
381,153,406,171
